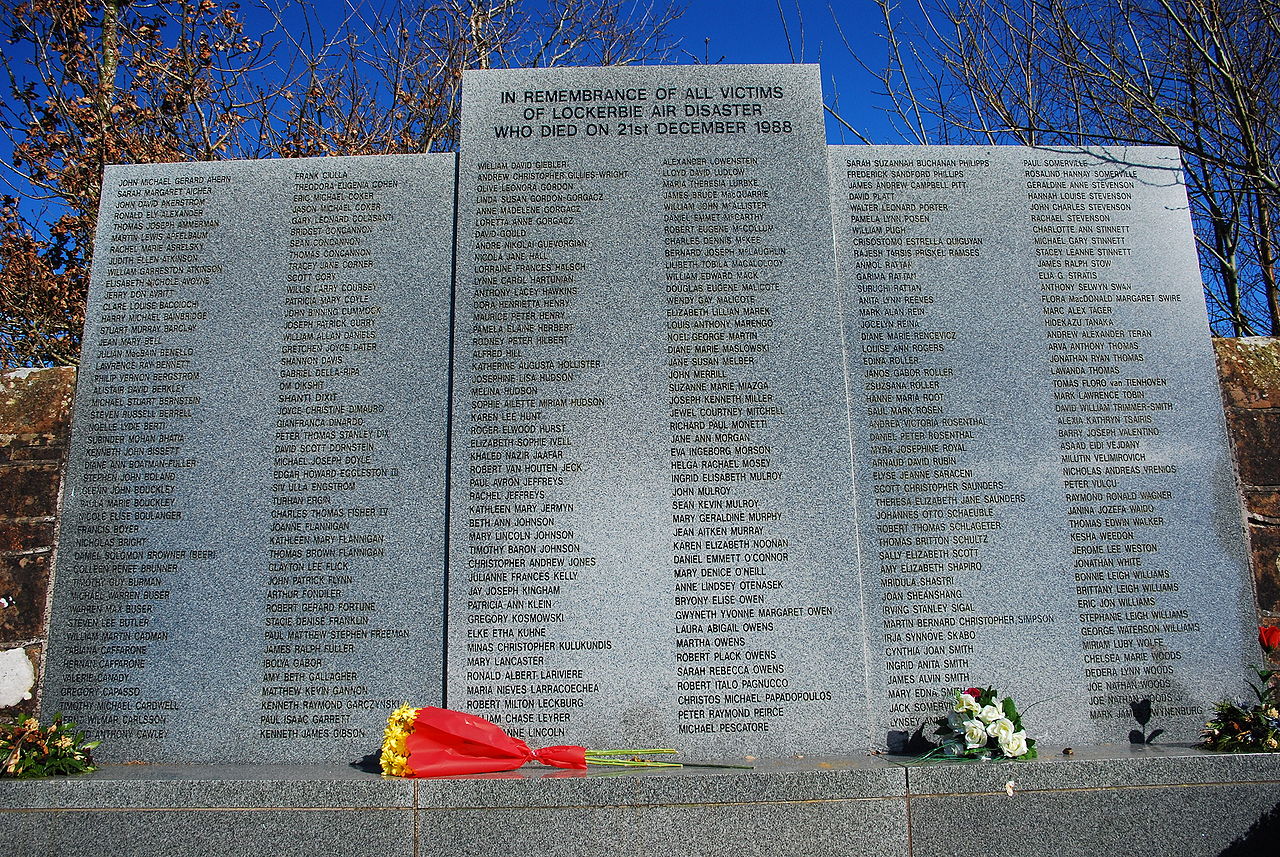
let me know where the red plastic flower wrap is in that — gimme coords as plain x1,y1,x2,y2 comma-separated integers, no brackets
380,706,685,778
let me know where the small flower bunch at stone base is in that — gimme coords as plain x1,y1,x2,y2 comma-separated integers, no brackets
1201,627,1280,753
931,687,1037,760
1,714,99,778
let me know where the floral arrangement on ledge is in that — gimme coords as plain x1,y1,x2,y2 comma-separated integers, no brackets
1200,626,1280,753
927,686,1037,761
381,705,732,777
2,714,99,778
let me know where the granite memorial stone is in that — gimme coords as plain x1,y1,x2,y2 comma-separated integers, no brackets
41,153,456,762
448,65,867,756
829,144,1257,748
37,68,1263,766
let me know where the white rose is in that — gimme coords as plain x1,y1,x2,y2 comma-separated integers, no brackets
963,718,988,748
954,692,981,715
1000,730,1029,758
986,717,1016,743
977,704,1003,724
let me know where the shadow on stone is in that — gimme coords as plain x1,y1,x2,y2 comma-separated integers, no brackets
1217,800,1280,857
887,726,934,756
1128,698,1165,745
350,752,381,774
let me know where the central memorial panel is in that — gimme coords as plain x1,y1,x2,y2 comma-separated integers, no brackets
449,65,868,754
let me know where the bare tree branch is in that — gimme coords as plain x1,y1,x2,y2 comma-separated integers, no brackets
836,0,1280,336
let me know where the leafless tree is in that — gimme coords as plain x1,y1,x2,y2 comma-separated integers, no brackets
266,0,684,156
0,0,682,367
838,0,1280,336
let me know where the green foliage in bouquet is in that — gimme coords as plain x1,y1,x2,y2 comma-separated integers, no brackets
1202,628,1280,753
1201,666,1280,753
930,686,1037,761
2,714,99,778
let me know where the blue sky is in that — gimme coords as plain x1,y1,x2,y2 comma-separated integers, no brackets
669,0,898,142
0,0,900,210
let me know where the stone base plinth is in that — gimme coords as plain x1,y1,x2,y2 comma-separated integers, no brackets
2,745,1278,856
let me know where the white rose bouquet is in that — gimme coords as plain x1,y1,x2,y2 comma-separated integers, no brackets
929,686,1037,760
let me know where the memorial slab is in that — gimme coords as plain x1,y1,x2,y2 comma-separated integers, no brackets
448,65,866,756
41,153,456,762
829,144,1257,748
34,68,1264,767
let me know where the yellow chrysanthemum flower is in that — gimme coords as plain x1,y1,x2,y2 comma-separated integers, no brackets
381,704,417,777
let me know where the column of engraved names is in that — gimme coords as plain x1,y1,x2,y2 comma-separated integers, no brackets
53,170,225,741
259,166,407,743
665,153,823,737
842,154,1026,730
460,158,610,741
1024,154,1192,726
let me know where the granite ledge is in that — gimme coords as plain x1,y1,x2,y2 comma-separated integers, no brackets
0,746,1276,811
0,763,413,810
901,743,1280,797
413,755,905,809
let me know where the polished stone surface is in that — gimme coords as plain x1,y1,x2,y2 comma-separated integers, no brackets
448,65,863,757
830,145,1257,749
41,154,456,763
4,809,414,857
910,781,1280,857
0,748,1277,856
421,800,909,857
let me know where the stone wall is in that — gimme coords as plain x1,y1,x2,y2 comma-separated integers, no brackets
2,343,1278,717
1215,338,1280,660
0,367,75,717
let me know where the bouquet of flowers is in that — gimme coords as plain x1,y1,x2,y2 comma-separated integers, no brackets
930,686,1037,760
380,705,682,777
1,714,99,778
1200,626,1280,753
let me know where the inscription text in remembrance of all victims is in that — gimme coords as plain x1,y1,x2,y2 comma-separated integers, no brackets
454,67,861,753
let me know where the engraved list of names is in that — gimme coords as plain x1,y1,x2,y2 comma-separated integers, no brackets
451,65,866,756
831,145,1255,746
42,154,455,763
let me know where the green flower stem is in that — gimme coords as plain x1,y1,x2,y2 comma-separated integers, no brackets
583,749,683,768
586,748,677,756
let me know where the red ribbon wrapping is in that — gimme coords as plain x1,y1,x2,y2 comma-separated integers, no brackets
401,706,587,777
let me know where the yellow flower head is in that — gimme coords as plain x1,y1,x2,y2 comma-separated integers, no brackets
381,704,417,777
